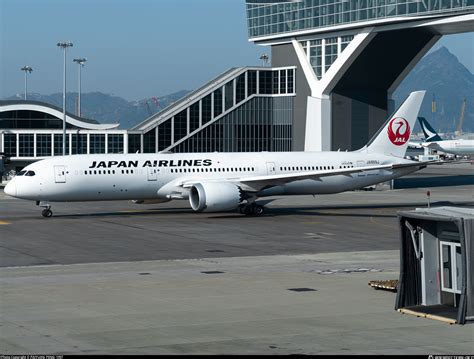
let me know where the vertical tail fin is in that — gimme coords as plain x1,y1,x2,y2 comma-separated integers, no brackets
418,116,442,142
365,91,425,158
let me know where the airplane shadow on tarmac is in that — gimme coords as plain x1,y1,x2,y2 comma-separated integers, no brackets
393,175,474,189
45,200,474,220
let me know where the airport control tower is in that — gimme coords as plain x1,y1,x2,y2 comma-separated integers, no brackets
245,0,474,151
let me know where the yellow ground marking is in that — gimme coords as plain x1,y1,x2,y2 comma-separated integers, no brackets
0,220,11,225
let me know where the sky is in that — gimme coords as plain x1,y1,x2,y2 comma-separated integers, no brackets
1,0,473,101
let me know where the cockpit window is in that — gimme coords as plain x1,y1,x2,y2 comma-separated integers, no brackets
16,170,27,176
25,171,36,176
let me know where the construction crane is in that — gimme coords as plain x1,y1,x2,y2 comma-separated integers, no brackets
151,96,161,109
141,99,152,116
455,97,466,137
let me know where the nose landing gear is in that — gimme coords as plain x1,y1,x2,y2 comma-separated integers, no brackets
37,201,53,218
41,208,53,217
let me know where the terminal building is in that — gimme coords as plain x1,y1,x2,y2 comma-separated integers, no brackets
1,1,472,173
245,0,473,151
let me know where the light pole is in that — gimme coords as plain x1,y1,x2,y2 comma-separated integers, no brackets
57,41,73,156
73,58,87,117
20,66,33,100
259,54,269,67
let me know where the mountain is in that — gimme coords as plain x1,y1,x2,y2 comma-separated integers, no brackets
393,46,474,134
5,90,191,129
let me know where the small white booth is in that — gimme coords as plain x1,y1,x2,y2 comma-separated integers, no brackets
395,207,474,324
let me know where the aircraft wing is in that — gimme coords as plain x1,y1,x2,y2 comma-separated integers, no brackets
179,161,433,192
235,162,424,191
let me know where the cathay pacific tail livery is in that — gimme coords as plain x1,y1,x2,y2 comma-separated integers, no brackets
6,91,434,217
419,117,474,157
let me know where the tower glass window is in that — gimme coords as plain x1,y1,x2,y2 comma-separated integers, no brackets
246,0,473,38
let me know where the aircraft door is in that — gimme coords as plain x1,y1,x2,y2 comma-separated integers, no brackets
147,166,158,181
266,162,276,175
54,165,66,183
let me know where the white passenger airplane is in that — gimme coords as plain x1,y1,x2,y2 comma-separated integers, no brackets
6,91,434,218
419,117,474,157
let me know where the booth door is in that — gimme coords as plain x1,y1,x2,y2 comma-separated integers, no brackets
439,241,462,305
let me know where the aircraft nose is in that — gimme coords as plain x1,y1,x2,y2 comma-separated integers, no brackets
4,179,17,197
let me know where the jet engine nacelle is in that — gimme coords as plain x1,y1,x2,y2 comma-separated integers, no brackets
189,182,242,212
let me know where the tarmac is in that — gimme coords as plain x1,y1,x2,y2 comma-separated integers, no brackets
0,163,473,354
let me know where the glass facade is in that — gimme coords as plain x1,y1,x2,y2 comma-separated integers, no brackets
246,0,474,39
190,103,200,133
174,110,188,143
128,133,141,154
225,81,234,111
89,134,105,154
36,134,52,157
144,68,296,153
302,35,354,78
158,120,172,151
3,133,17,157
248,70,257,95
54,134,69,156
107,134,124,153
0,110,77,129
19,134,34,157
173,96,293,153
202,94,212,125
72,134,87,155
143,130,156,153
1,68,296,161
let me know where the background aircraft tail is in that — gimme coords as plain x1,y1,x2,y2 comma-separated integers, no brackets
364,91,425,158
418,116,442,142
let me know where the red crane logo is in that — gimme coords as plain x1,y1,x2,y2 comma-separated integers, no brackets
388,118,410,146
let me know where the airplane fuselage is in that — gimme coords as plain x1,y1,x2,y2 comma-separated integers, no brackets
424,139,474,156
8,151,416,203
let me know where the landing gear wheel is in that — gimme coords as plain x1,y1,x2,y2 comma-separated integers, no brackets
42,209,53,218
241,203,265,216
255,205,264,216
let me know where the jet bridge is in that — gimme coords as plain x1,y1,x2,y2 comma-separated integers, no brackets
395,206,474,324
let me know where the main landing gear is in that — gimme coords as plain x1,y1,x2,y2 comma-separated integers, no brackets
238,202,265,216
37,201,53,218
